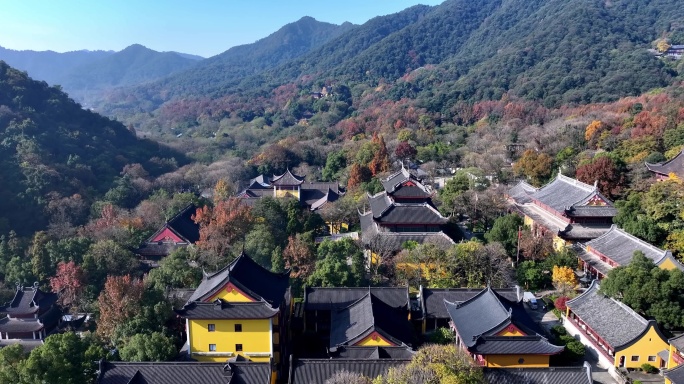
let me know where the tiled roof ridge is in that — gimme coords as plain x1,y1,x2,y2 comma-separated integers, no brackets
556,173,596,193
272,168,305,184
598,225,669,260
167,203,196,225
450,286,508,314
481,334,546,342
567,280,648,327
646,149,684,167
294,358,412,363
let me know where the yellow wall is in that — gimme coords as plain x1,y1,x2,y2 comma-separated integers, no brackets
189,318,272,362
484,354,549,368
523,215,534,227
275,189,299,199
614,325,668,369
659,258,679,271
553,235,567,251
208,284,254,303
496,328,525,337
356,332,393,347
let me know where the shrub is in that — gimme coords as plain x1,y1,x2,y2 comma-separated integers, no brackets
429,327,454,345
551,325,567,338
554,296,570,312
641,363,658,374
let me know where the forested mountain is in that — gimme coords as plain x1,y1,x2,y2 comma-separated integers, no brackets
0,45,113,85
97,0,684,124
0,44,202,106
101,16,357,109
0,61,185,235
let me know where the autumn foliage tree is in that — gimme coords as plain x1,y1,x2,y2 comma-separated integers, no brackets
282,234,316,280
513,149,554,186
368,133,390,175
347,163,372,190
575,156,626,199
552,265,577,296
193,198,254,268
97,275,145,342
49,261,84,308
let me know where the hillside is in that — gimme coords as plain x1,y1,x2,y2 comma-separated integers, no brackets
0,44,203,106
99,16,357,111
0,46,113,85
0,61,185,234
97,0,684,125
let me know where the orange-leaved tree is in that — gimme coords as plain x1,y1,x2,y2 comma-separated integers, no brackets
97,275,145,341
193,198,254,268
49,261,84,308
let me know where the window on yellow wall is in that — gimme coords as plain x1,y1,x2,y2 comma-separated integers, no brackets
235,324,242,332
209,344,216,351
208,324,215,332
236,344,243,352
648,356,657,362
631,356,639,362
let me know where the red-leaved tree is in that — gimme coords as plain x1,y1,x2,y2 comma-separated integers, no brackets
193,198,254,267
575,156,625,200
49,261,84,308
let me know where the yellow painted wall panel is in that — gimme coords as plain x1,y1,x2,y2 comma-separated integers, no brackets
485,354,549,368
189,318,272,361
356,332,393,347
614,325,668,369
209,284,254,302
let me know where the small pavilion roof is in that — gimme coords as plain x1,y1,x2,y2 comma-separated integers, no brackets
583,225,684,271
566,280,649,349
646,149,684,178
271,169,304,186
330,292,416,348
0,285,57,317
381,167,430,198
186,252,290,306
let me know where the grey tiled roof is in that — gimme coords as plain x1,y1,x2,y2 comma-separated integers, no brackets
531,173,607,213
97,361,270,384
381,167,430,198
186,252,290,306
507,181,537,204
670,334,684,352
584,225,683,270
665,362,684,384
0,286,57,317
483,366,592,384
304,185,341,211
368,192,392,218
376,204,448,225
469,335,564,355
646,149,684,177
445,287,512,348
331,346,415,360
175,301,279,319
574,245,612,276
566,280,648,349
565,205,617,217
304,287,409,311
514,203,611,240
329,293,416,348
360,230,455,252
271,169,304,186
0,317,45,332
421,287,521,319
289,359,409,384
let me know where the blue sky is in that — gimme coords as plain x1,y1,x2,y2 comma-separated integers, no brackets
0,1,444,57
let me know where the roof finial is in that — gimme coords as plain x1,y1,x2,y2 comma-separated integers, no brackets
593,180,598,190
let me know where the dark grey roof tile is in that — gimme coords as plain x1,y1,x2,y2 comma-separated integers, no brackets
646,150,684,177
665,361,684,384
176,301,279,319
469,335,563,355
304,287,409,311
566,280,648,349
445,287,512,348
483,365,592,384
290,359,409,384
97,361,270,384
271,169,304,186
